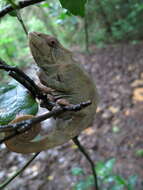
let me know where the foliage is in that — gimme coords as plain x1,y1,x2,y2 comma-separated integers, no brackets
0,0,84,71
135,149,143,157
0,16,29,67
71,158,138,190
0,80,38,125
86,0,143,44
0,0,143,61
59,0,87,17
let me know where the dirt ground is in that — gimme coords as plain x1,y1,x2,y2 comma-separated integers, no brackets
0,43,143,190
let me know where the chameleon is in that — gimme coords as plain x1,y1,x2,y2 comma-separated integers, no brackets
5,32,98,154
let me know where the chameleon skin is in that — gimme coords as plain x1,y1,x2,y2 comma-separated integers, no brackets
5,32,98,153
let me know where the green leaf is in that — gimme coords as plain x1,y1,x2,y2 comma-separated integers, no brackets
73,176,94,190
40,2,50,8
105,158,116,170
103,176,115,183
1,0,17,17
110,185,124,190
6,0,17,8
59,0,87,17
0,80,38,125
85,175,94,186
114,176,127,186
71,167,84,176
6,0,18,17
59,12,68,20
73,181,86,190
112,126,120,133
135,149,143,157
96,158,116,178
9,10,17,17
127,175,138,190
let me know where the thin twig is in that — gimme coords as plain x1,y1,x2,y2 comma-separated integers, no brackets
0,58,54,110
6,0,28,35
0,101,91,143
72,136,99,190
0,152,40,189
84,4,89,54
16,12,28,36
0,0,45,18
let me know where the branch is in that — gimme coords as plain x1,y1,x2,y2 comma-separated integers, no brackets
0,58,55,110
0,152,40,189
0,0,45,18
0,101,91,143
73,136,99,190
16,12,28,36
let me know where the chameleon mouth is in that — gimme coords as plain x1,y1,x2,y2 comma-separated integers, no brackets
28,32,46,57
28,32,43,47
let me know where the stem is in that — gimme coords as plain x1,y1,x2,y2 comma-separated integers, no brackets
16,12,28,36
0,58,54,110
84,4,89,54
0,101,91,143
0,152,40,189
0,0,45,18
72,136,99,190
6,0,28,36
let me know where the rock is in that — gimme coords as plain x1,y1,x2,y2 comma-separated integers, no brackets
108,106,120,114
102,110,113,119
132,88,143,102
131,80,143,87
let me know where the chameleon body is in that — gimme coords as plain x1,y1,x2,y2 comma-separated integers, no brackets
5,32,98,153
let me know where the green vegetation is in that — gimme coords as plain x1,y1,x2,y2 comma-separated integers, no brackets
0,0,143,70
0,0,83,68
0,80,38,125
71,158,137,190
87,0,143,45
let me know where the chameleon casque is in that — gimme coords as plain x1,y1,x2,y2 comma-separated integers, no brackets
5,32,98,154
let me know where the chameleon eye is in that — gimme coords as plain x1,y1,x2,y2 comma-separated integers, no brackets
48,39,57,48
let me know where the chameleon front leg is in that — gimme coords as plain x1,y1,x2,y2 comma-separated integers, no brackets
38,70,71,92
36,81,54,94
38,71,72,106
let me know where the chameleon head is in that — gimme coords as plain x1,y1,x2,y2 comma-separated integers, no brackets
28,32,72,68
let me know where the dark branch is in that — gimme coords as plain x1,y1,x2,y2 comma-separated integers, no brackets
0,0,45,18
73,136,99,190
0,101,91,143
16,12,28,36
0,152,40,189
0,58,55,110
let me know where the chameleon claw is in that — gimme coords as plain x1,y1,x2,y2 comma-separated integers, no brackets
56,98,71,106
63,100,92,111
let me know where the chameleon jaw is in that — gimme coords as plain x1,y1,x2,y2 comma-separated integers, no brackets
28,32,44,48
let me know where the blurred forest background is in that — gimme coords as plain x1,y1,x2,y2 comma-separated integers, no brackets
0,0,143,190
1,0,143,68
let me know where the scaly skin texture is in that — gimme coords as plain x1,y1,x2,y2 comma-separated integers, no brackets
5,32,98,154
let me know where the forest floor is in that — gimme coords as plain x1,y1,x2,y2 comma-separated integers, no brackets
0,43,143,190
